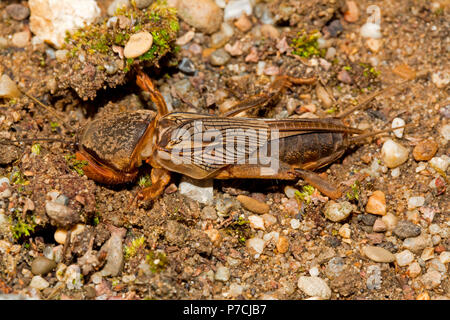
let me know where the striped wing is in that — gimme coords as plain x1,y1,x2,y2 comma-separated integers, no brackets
156,112,362,173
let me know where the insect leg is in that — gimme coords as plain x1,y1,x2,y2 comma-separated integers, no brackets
136,70,169,117
135,167,171,202
222,75,316,117
294,168,342,199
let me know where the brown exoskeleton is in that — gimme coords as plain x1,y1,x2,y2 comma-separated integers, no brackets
75,71,404,202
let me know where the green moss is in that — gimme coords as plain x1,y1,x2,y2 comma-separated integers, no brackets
124,236,146,259
294,185,315,204
64,154,88,176
346,181,360,201
291,30,325,58
11,215,36,240
138,174,152,188
63,0,179,72
11,171,29,186
31,144,41,155
146,250,168,273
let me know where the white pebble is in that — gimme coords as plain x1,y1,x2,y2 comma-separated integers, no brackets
297,276,331,299
391,167,400,177
429,224,441,235
395,250,415,266
408,196,425,209
256,61,266,75
246,237,265,254
391,118,405,138
228,283,243,297
124,31,153,59
309,267,320,277
263,231,279,244
29,275,49,290
324,201,353,222
290,219,300,230
29,0,101,48
0,74,21,99
224,0,253,21
431,72,449,89
179,177,214,205
360,22,382,39
248,215,265,230
439,252,450,264
429,155,450,173
215,266,230,282
381,139,409,168
338,223,351,239
440,124,450,141
415,163,427,173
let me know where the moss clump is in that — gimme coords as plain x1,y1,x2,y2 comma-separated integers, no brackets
294,185,315,204
291,30,325,58
124,236,146,259
146,250,168,273
63,1,178,67
59,0,179,99
11,214,36,241
64,154,88,176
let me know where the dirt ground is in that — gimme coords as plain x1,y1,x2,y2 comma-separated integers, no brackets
0,0,449,300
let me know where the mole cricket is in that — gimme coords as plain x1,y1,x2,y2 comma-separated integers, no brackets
74,70,407,203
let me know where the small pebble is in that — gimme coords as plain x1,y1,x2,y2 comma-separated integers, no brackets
407,262,421,278
276,236,289,254
343,0,359,22
325,47,336,60
372,219,387,232
395,250,414,266
248,215,265,230
237,195,269,214
284,186,298,199
439,251,450,264
421,270,441,289
316,85,333,108
123,31,153,59
178,0,223,34
413,141,438,161
431,72,449,89
209,48,231,66
363,245,395,263
64,264,82,290
403,234,433,252
440,124,450,141
201,206,218,220
421,247,434,261
360,22,382,39
134,0,152,9
228,283,243,297
391,167,400,178
29,275,49,290
45,201,80,227
394,220,421,239
224,0,252,21
234,14,252,32
290,219,300,230
324,201,353,222
6,4,30,21
0,74,21,99
297,276,331,299
381,139,409,168
31,256,56,275
391,118,405,138
366,38,382,52
262,214,277,228
176,30,195,46
366,265,382,290
246,237,265,254
179,177,213,205
407,196,425,209
178,57,196,75
338,224,351,239
215,266,230,282
337,70,352,84
325,20,343,37
429,155,450,173
260,24,279,40
365,190,386,216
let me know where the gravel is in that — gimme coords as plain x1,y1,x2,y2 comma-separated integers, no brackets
381,139,409,168
395,250,415,266
393,221,422,239
323,201,353,222
363,246,395,263
31,256,57,275
297,276,331,299
123,31,153,58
